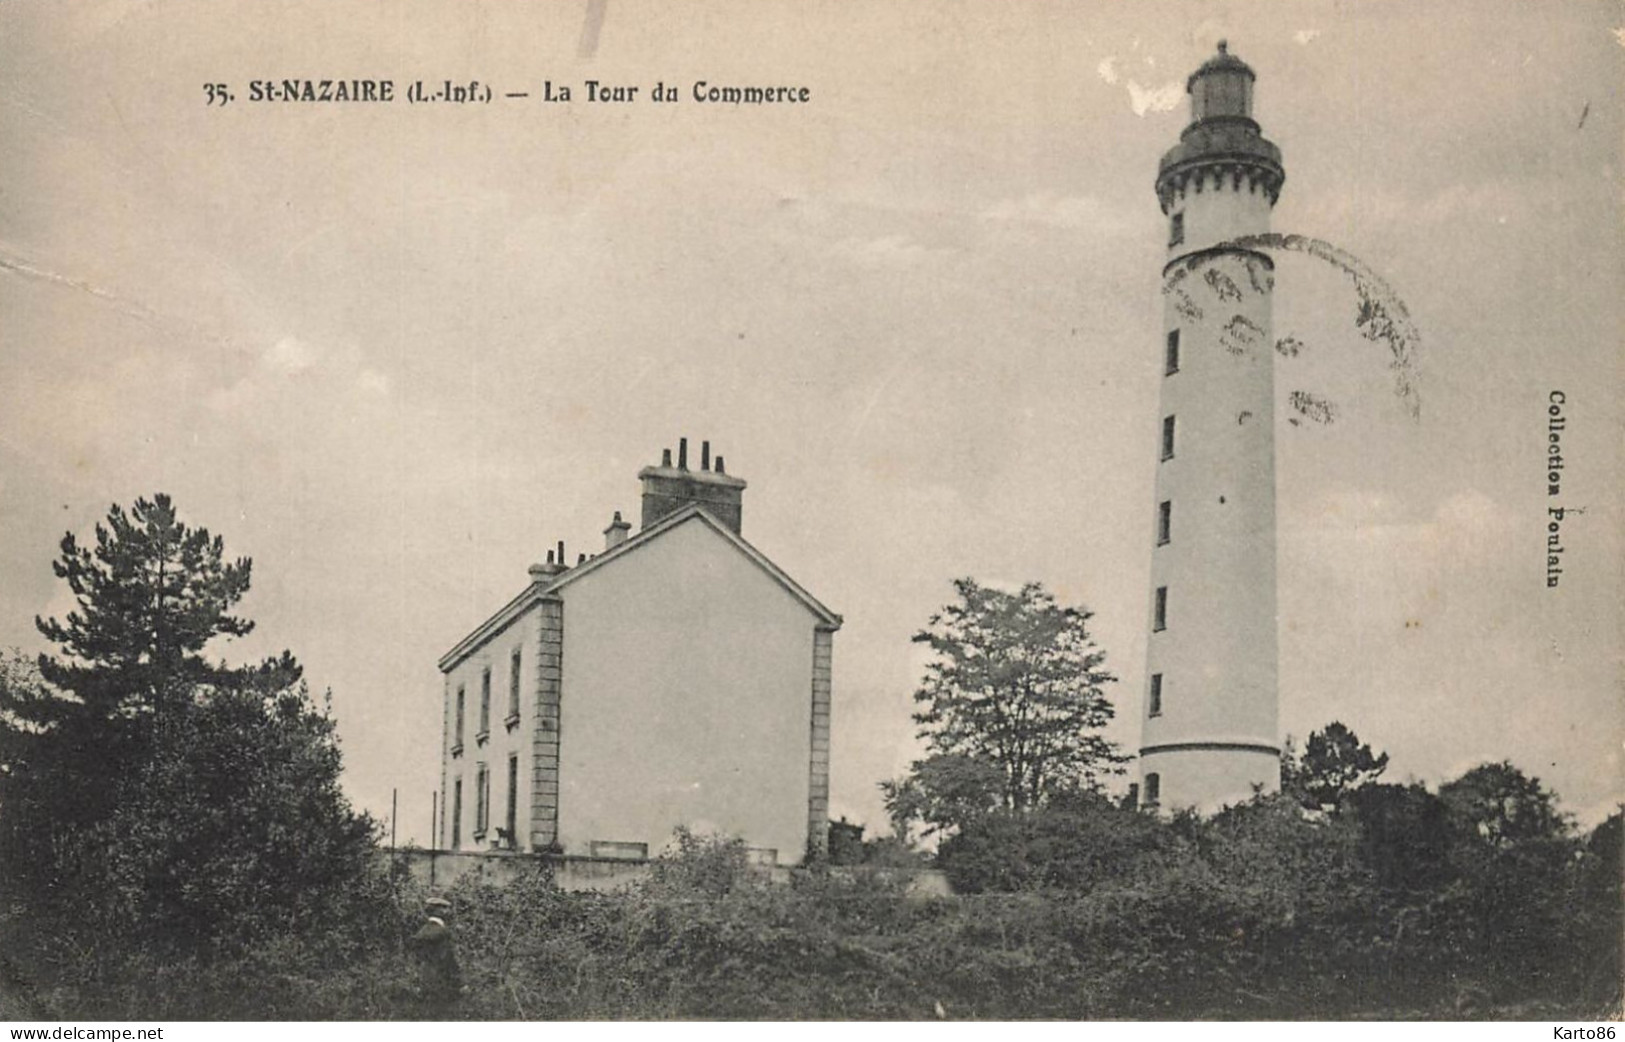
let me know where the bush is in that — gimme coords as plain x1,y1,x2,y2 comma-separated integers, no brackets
5,795,1615,1020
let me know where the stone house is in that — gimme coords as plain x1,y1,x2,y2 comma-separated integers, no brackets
436,439,840,865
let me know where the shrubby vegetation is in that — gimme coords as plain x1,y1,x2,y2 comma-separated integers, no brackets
5,804,1616,1020
0,523,1616,1021
0,496,387,1017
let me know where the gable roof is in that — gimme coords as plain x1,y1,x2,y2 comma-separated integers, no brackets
438,504,841,673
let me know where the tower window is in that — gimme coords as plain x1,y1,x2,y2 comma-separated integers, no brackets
453,686,466,755
1154,586,1168,631
1161,415,1176,461
1149,673,1163,716
1166,330,1181,374
451,778,463,849
1157,500,1172,545
1169,212,1184,247
1144,772,1161,806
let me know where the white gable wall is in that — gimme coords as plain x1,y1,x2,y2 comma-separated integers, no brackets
556,516,818,864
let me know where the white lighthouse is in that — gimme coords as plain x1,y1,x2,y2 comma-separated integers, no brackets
1139,42,1285,813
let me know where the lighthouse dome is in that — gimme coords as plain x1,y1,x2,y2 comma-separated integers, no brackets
1154,41,1284,214
1187,40,1256,122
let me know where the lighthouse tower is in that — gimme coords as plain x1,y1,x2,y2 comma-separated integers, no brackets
1139,42,1286,813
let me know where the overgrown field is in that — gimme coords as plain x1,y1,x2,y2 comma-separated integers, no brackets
4,800,1618,1021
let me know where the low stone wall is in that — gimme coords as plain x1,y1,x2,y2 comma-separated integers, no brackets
387,848,952,897
833,864,954,898
391,849,655,891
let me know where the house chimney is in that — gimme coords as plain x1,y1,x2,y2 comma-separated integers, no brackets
529,546,566,580
603,510,631,550
637,438,747,534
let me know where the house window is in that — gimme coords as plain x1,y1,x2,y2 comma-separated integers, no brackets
1149,673,1163,716
507,647,522,724
474,762,489,838
1154,586,1168,631
1161,415,1176,460
1144,772,1161,806
1165,329,1181,374
505,754,519,845
451,779,463,849
1169,212,1184,247
453,686,465,756
478,667,492,739
1157,501,1172,545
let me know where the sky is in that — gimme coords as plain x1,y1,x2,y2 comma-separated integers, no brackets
1,0,1620,842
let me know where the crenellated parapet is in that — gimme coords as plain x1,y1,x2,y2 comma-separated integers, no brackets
1154,41,1285,215
1156,152,1284,214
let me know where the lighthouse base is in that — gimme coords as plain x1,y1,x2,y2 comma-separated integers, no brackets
1139,743,1279,815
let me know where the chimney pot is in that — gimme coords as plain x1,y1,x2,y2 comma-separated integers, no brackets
662,447,672,467
604,509,632,550
577,553,586,565
701,440,711,471
546,549,554,564
557,540,565,566
715,455,725,474
678,437,689,470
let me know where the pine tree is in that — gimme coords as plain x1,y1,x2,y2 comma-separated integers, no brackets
1,495,378,959
34,493,256,724
1281,721,1390,809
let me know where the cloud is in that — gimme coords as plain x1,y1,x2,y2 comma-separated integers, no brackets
357,369,391,397
263,337,318,374
1127,79,1185,117
980,192,1135,236
209,336,390,412
828,234,949,269
1095,53,1185,116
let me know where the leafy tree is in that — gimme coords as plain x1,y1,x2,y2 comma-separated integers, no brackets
935,789,1186,894
84,679,381,954
1427,762,1582,1004
0,649,53,778
1344,781,1453,895
880,753,1006,841
890,579,1122,836
1439,761,1570,850
1281,721,1389,809
1573,811,1623,1011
